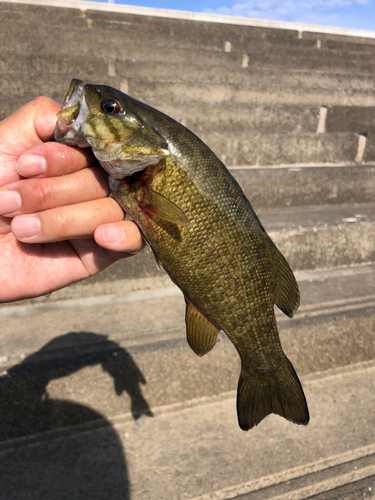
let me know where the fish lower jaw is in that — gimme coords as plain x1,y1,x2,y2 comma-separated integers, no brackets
53,122,90,148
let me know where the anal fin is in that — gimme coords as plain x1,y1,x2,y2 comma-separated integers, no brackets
185,301,219,357
267,239,300,318
145,240,163,271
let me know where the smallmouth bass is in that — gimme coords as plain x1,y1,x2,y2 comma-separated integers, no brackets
54,79,309,431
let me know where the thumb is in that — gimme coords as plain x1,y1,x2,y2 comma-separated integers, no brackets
0,97,60,158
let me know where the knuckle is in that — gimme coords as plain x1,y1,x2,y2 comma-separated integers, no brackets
32,96,56,114
33,180,53,208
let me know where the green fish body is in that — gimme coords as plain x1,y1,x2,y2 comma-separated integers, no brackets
55,79,309,430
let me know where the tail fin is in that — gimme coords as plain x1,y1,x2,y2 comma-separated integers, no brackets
237,357,309,431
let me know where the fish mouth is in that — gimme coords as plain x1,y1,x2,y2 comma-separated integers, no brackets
53,79,90,148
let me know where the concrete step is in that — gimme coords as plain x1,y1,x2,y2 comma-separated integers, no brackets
2,94,375,140
137,101,321,134
127,79,375,107
4,51,375,92
3,93,375,140
0,267,375,498
230,165,375,210
0,51,109,78
117,60,375,91
3,29,375,75
200,132,367,166
326,106,375,134
4,69,375,108
0,72,117,103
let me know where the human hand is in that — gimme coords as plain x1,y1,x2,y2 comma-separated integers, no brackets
0,97,144,303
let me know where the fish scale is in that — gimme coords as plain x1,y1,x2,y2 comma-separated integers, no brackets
54,79,309,431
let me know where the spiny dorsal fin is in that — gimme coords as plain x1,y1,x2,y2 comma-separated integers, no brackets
185,300,219,357
267,239,300,318
141,187,190,227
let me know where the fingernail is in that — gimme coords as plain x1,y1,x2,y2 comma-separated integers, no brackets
0,190,22,214
12,216,41,238
101,225,122,243
17,155,47,177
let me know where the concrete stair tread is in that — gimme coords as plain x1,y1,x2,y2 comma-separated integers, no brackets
258,202,375,230
0,359,374,499
4,52,375,91
128,81,375,107
126,76,375,94
230,166,375,209
3,95,375,137
201,133,367,167
1,261,375,346
3,32,375,73
3,71,375,101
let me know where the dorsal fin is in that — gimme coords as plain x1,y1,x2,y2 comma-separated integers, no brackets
185,300,219,357
266,239,300,318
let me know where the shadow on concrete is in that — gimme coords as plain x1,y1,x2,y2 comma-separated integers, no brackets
0,331,153,500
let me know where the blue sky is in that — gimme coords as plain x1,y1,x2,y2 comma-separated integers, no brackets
82,0,375,31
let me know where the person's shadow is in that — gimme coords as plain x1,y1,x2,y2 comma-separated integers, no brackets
0,331,153,500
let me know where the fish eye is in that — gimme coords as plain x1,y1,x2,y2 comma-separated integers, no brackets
101,99,122,114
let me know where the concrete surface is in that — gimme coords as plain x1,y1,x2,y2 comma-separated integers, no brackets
1,263,375,426
0,360,374,499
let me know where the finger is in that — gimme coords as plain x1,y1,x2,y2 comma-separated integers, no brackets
0,167,109,217
0,97,60,186
0,97,60,157
34,97,62,142
94,220,145,254
11,197,124,243
16,142,97,179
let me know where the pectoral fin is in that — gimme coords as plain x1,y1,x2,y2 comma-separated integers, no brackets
185,301,219,357
140,187,190,227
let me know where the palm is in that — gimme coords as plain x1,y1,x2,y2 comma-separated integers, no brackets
0,232,121,302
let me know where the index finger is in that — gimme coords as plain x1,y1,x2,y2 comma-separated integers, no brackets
16,141,97,178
